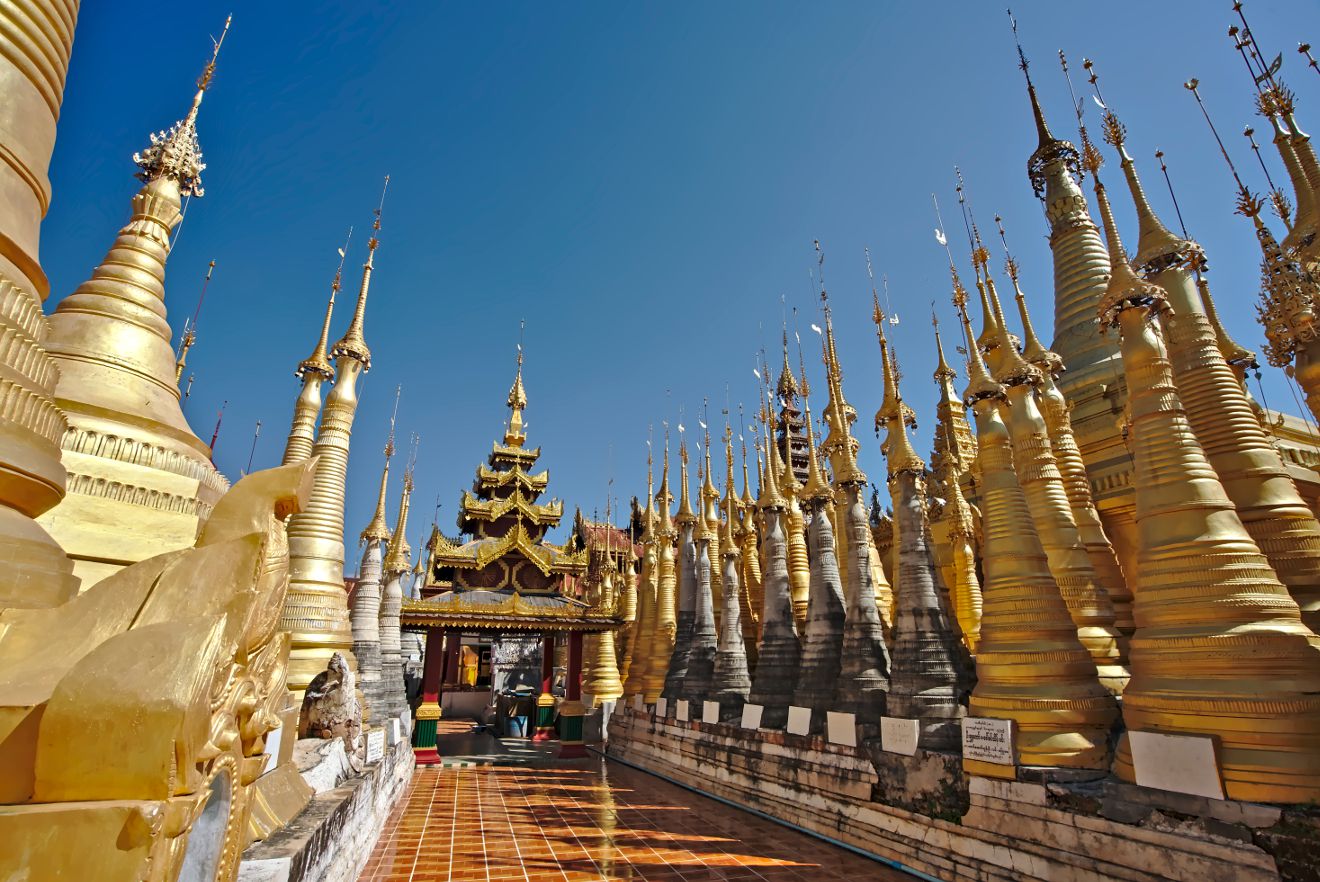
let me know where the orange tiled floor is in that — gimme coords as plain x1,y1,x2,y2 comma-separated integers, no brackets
358,759,911,881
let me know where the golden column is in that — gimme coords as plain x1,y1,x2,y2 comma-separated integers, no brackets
640,439,676,704
282,243,344,466
928,315,982,651
1097,84,1320,635
1008,263,1131,635
0,0,80,608
1089,156,1320,803
738,437,763,657
281,180,388,693
1018,47,1138,584
40,23,233,589
622,454,656,698
959,296,1117,774
585,559,624,704
977,243,1127,691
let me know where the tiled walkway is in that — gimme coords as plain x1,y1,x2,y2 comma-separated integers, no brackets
358,758,911,881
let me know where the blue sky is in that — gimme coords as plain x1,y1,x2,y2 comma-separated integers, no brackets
43,2,1320,564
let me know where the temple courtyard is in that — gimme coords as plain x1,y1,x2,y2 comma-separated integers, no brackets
358,758,907,882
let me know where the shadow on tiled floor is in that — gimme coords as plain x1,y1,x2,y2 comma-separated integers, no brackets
357,757,911,881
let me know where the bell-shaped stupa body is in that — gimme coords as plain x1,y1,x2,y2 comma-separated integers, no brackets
40,63,230,589
1091,169,1320,804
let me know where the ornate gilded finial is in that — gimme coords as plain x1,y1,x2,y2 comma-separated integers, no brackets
1242,127,1293,226
297,228,352,381
504,321,529,446
1087,58,1203,275
333,176,389,368
777,323,799,398
133,15,231,197
738,405,755,509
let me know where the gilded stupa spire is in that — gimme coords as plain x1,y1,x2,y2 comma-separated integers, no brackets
815,243,864,487
722,429,739,549
798,399,827,504
657,427,674,536
334,176,389,369
676,429,695,524
384,438,417,574
1088,149,1166,327
361,384,401,545
955,171,1002,357
133,15,231,197
758,409,788,510
700,418,721,540
871,262,914,435
739,429,755,510
776,327,799,398
504,323,529,447
298,232,350,382
1010,10,1082,197
998,218,1062,375
873,306,924,477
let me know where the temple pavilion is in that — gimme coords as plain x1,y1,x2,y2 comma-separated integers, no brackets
402,351,618,760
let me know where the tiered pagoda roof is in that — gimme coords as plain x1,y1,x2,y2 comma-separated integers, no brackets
421,352,588,597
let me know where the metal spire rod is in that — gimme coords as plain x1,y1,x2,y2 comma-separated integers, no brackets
209,399,228,455
244,419,262,475
1154,150,1190,239
1184,79,1251,196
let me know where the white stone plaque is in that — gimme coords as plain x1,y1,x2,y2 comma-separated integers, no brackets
1129,731,1225,800
365,728,386,764
786,705,812,736
880,716,920,756
962,716,1015,765
740,702,764,730
676,699,690,722
387,718,402,745
632,694,645,711
827,712,858,748
655,697,668,718
702,700,720,724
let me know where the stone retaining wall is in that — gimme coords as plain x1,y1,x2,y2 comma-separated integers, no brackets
606,707,1311,882
237,737,415,882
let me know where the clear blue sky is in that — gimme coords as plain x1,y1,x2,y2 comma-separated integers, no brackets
42,2,1320,565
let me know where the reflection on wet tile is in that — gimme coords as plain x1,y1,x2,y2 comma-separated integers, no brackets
357,758,908,881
